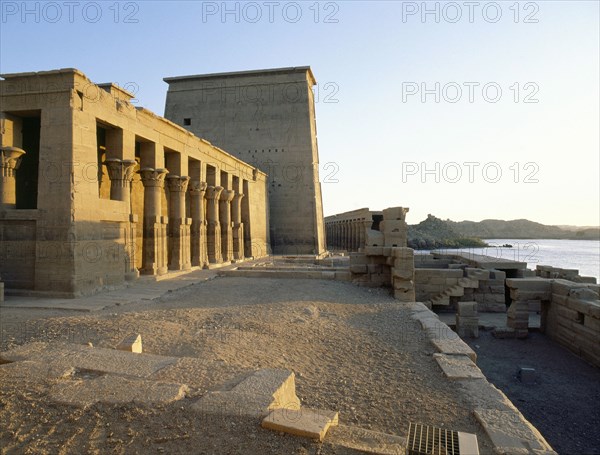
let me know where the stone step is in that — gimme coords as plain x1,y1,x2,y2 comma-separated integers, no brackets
445,285,464,297
458,277,479,288
262,408,338,442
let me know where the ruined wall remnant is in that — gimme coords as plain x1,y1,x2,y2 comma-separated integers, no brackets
506,278,600,365
338,206,415,302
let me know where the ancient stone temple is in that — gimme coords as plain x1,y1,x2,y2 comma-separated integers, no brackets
163,67,326,256
0,69,269,297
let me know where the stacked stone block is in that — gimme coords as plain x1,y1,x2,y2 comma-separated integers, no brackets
473,269,506,312
347,207,415,302
456,301,479,338
544,280,600,367
380,207,409,247
536,265,597,284
391,247,415,302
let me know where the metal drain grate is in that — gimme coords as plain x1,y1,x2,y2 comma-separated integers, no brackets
407,422,460,455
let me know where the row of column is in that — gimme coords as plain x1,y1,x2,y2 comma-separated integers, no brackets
105,161,246,276
325,218,370,252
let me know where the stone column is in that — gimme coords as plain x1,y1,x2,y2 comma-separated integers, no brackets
334,222,340,249
189,180,208,268
206,186,224,264
350,220,357,251
358,219,369,251
104,158,138,206
166,175,191,271
220,189,235,262
232,192,245,261
139,168,169,275
0,147,26,209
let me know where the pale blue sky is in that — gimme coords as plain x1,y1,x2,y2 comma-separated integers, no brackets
1,1,598,225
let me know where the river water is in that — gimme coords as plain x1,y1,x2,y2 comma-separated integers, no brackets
427,239,600,281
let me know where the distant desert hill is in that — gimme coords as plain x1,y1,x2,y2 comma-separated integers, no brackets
448,219,600,240
407,215,599,249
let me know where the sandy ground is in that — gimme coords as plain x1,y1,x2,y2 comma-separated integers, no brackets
1,277,496,454
466,330,600,455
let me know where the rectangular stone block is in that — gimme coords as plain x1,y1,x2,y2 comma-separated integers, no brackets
466,268,490,280
335,271,351,282
262,408,338,442
457,301,478,317
457,324,479,338
367,264,383,274
349,253,368,265
392,247,414,259
382,207,408,221
392,267,413,280
379,220,407,232
350,265,367,274
363,246,383,256
116,334,143,353
489,270,506,280
365,230,384,247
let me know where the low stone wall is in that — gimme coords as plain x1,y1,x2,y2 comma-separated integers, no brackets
546,280,600,367
506,278,600,366
536,265,597,283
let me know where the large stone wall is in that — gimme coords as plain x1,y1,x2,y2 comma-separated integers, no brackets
164,67,326,256
0,68,269,297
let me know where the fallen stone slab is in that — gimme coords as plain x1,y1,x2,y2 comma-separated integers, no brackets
50,375,188,408
0,360,75,382
327,424,406,454
433,354,485,380
262,407,338,442
474,409,557,454
192,369,300,418
0,342,177,378
431,337,477,363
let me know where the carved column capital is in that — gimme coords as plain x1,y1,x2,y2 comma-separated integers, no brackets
233,193,245,203
139,167,169,188
206,185,224,200
189,180,208,196
104,159,138,186
166,175,190,193
220,189,235,202
0,146,26,177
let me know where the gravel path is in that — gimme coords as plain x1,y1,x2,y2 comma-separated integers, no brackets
1,277,496,454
